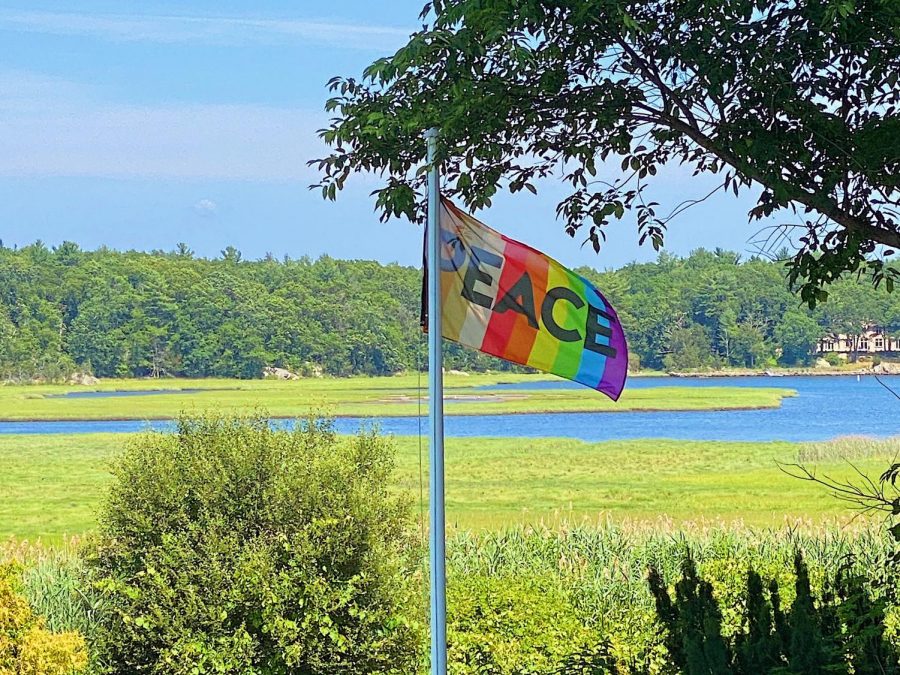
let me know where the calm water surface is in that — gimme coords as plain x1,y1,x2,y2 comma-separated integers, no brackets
2,375,897,442
46,389,212,399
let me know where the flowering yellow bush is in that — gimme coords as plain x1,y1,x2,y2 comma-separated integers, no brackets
0,566,87,675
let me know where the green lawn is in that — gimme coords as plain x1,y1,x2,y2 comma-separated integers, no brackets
0,375,794,420
2,432,894,541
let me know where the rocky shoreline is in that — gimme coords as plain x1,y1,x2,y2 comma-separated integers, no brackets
663,363,900,378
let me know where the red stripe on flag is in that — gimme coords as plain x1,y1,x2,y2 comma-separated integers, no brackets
479,236,548,364
504,248,549,365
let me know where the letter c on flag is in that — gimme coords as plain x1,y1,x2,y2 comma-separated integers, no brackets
541,287,584,342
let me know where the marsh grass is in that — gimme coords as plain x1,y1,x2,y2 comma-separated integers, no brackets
446,521,895,641
795,435,900,463
4,432,898,540
0,375,794,420
1,538,105,673
0,537,105,639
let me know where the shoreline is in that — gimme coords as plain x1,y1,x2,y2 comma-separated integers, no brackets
640,368,896,378
4,367,899,389
0,401,794,424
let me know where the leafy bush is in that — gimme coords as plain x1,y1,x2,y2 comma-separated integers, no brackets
90,414,422,674
824,352,844,367
447,574,597,674
0,563,88,675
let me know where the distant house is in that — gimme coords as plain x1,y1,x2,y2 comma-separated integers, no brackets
817,325,900,356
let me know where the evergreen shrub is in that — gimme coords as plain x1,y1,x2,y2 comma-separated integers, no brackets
648,552,898,674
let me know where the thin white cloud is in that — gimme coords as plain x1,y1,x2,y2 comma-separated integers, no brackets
193,199,218,216
0,70,326,181
0,10,411,50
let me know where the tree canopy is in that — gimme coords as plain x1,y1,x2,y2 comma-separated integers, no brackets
312,0,900,305
0,241,898,381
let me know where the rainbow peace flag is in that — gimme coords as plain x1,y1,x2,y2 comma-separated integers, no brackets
424,198,628,400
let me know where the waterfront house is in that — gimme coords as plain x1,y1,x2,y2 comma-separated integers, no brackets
817,325,900,356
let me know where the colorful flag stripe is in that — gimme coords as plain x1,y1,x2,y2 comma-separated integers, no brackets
432,198,628,400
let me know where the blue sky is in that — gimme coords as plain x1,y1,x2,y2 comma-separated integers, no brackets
0,1,778,269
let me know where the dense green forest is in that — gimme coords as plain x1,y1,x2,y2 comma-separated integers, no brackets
0,241,897,380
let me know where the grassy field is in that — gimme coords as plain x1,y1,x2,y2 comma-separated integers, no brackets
2,431,895,541
0,374,794,420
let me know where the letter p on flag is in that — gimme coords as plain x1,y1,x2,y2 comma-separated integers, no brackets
422,197,628,401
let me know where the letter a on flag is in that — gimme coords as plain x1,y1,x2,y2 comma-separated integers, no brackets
423,198,628,400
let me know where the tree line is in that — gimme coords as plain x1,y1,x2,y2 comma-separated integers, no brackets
0,241,897,380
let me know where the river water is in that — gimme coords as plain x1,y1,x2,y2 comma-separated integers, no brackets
1,375,897,442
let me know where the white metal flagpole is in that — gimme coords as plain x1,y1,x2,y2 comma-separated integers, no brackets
424,127,447,675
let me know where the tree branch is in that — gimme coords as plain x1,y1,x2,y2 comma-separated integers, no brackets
658,114,900,249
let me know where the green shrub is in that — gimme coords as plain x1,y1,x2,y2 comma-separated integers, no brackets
824,352,844,367
90,414,422,674
447,573,598,674
0,563,88,675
